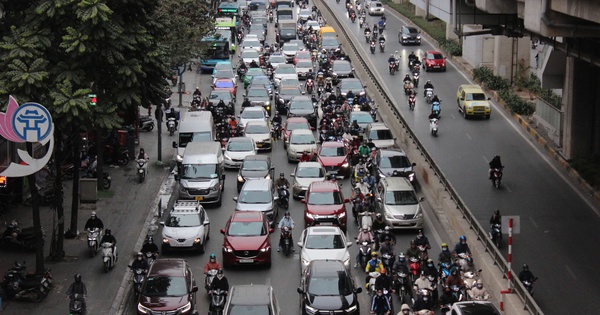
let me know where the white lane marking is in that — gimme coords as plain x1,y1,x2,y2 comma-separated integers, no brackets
528,216,538,229
483,156,489,163
465,133,472,140
565,265,577,280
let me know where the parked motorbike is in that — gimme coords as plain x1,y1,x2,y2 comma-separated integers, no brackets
82,166,111,190
101,242,116,272
490,223,502,248
281,226,293,256
137,159,148,183
210,288,226,315
429,118,439,137
1,261,52,301
69,293,86,314
167,117,177,136
86,228,103,257
138,115,155,132
491,167,503,189
1,220,39,250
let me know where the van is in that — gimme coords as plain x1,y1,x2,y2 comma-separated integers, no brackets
318,26,336,40
173,111,215,162
178,142,226,206
278,21,297,42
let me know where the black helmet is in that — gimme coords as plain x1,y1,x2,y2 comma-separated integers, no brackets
280,173,284,178
74,274,82,283
137,252,143,258
285,211,290,217
146,235,153,243
105,229,111,236
217,269,224,275
523,264,529,271
494,209,500,216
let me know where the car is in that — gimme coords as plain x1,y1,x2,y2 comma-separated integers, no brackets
293,50,312,65
282,42,300,62
298,226,352,272
375,177,424,229
287,129,317,162
337,78,366,98
376,149,417,183
212,68,237,85
212,78,237,95
291,161,326,199
297,8,313,22
248,28,266,43
423,50,447,72
278,77,302,91
288,39,307,50
268,54,286,68
275,86,303,115
399,25,421,45
247,75,273,96
331,60,354,78
220,211,273,268
137,259,198,315
273,64,298,86
245,85,272,113
305,20,321,32
244,121,272,152
212,61,233,75
249,23,266,37
239,106,269,127
368,1,385,15
317,141,351,178
243,67,266,88
160,200,210,253
282,117,311,149
320,37,340,51
236,155,274,192
288,96,318,128
294,60,315,80
252,16,268,30
241,38,263,52
450,301,501,315
297,260,361,315
224,284,281,314
224,137,256,169
234,179,278,226
364,122,395,148
208,89,235,107
349,111,375,129
240,48,261,66
457,84,492,119
302,181,349,232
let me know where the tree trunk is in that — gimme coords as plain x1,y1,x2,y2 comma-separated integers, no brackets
66,126,81,238
49,128,65,260
26,143,45,273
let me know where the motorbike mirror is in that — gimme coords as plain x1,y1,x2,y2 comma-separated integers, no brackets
376,197,383,203
220,229,226,234
172,141,177,148
159,221,165,226
297,287,305,294
460,97,464,101
290,173,295,177
363,85,367,88
297,242,303,247
274,196,279,201
419,197,425,202
270,167,275,171
355,287,363,293
191,286,199,293
269,228,274,234
233,197,238,201
346,241,353,247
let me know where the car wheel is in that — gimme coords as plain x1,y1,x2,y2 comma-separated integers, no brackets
425,65,429,72
206,226,211,241
486,115,490,119
463,107,468,119
216,195,222,207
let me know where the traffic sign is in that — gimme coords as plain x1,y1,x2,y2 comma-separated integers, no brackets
171,63,187,76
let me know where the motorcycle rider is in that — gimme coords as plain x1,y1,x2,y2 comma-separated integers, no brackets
84,211,104,231
438,243,452,264
66,274,87,310
399,304,413,315
209,269,229,295
130,252,149,272
439,286,458,310
387,54,396,65
423,259,438,280
165,107,179,129
272,112,282,125
340,100,352,113
275,173,291,190
193,87,202,97
100,228,117,263
137,148,149,175
354,226,374,267
408,51,417,64
453,235,472,257
358,141,370,157
469,279,490,300
300,150,312,162
405,240,419,260
141,235,159,257
423,80,434,97
249,60,259,68
488,155,504,179
372,213,386,238
518,264,537,283
379,236,394,257
371,289,392,315
277,211,295,252
356,177,371,196
393,51,401,69
445,268,465,288
412,289,434,314
392,253,413,298
346,89,355,102
374,267,394,293
414,230,431,252
378,34,386,45
366,172,377,189
204,253,222,274
365,251,385,289
413,271,432,295
364,25,371,37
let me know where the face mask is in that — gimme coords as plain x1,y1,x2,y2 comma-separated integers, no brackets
377,292,382,296
428,264,433,268
423,297,428,301
402,311,409,314
137,257,142,261
217,274,223,279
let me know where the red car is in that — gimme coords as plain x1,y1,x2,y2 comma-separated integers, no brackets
212,78,237,95
221,211,273,268
422,50,447,72
293,50,312,65
302,181,349,232
283,117,312,149
317,141,351,178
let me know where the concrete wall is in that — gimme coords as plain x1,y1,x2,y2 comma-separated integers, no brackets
411,0,451,21
462,25,495,68
551,0,600,24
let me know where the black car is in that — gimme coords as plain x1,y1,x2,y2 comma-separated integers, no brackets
331,60,354,78
399,25,421,45
275,86,303,115
297,260,361,315
236,155,274,192
288,96,318,128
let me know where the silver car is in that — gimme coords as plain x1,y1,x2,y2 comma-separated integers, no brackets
234,179,278,226
291,162,326,199
298,226,352,273
375,177,424,229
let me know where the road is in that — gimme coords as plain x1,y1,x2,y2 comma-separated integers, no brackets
322,1,600,313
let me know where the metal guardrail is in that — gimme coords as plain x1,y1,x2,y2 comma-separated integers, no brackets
315,2,544,314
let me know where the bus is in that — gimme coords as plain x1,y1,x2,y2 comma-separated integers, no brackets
200,29,232,73
216,2,241,19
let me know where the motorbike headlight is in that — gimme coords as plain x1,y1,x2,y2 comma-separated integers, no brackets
176,155,183,163
237,175,244,182
265,101,270,106
360,91,365,96
341,162,349,168
178,302,192,313
138,303,151,314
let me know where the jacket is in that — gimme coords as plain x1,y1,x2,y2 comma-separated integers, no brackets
84,218,104,230
371,293,391,312
204,261,222,274
210,276,230,292
66,281,87,297
366,259,384,273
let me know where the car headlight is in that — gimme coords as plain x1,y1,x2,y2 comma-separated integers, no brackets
338,211,346,218
176,155,183,163
223,247,233,252
385,212,395,220
417,35,421,39
302,257,310,267
138,303,151,314
194,238,201,244
237,175,244,182
162,238,169,244
346,305,357,312
402,36,409,39
210,185,219,192
260,246,271,252
265,101,270,105
305,305,318,314
408,172,415,181
343,257,350,267
178,302,192,313
265,174,271,180
306,213,314,219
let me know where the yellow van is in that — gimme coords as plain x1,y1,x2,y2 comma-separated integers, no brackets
319,26,336,40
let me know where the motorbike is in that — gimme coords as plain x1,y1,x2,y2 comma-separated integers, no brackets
394,271,412,306
370,106,378,120
86,228,103,257
358,16,364,28
1,261,53,302
439,261,453,284
368,271,380,296
101,242,116,272
144,251,157,266
389,61,396,75
167,117,177,136
1,220,39,250
365,32,371,43
210,288,226,315
306,79,314,94
281,226,293,256
431,101,441,118
424,88,434,104
191,95,202,109
82,159,112,189
129,266,146,296
429,118,438,137
69,293,86,314
278,185,289,210
491,167,503,188
357,241,373,269
138,115,155,132
449,284,466,301
350,12,356,23
417,245,429,264
205,269,218,294
272,122,281,140
489,223,502,248
269,12,274,23
381,252,395,271
357,210,374,230
379,40,385,53
408,256,421,281
522,277,537,296
412,71,420,88
137,159,148,183
370,41,376,54
403,81,413,95
408,94,416,111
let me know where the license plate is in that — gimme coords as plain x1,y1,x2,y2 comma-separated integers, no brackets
257,143,263,147
239,259,254,263
195,196,204,201
318,222,333,225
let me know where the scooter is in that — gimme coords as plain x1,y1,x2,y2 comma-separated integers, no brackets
522,278,537,296
205,269,218,295
144,251,157,266
1,220,38,250
381,252,395,271
408,94,416,111
394,271,412,306
138,115,154,132
424,88,434,104
82,159,112,189
379,40,385,53
69,293,86,314
490,223,502,248
350,12,356,23
491,167,503,189
358,16,364,28
368,271,380,296
269,12,274,23
431,101,441,118
370,41,376,54
278,185,289,210
167,117,177,136
357,241,373,269
101,242,116,272
281,226,293,256
128,266,146,296
408,256,420,281
389,61,396,75
272,122,281,140
1,264,53,301
86,228,103,257
403,81,413,95
210,288,226,315
429,118,438,137
357,210,374,231
365,32,371,43
137,159,147,183
412,71,420,88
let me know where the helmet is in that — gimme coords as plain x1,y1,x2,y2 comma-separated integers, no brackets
285,211,290,217
146,235,153,243
196,86,200,90
371,251,378,257
494,209,500,216
441,242,448,249
451,269,458,276
459,235,467,242
395,50,399,54
280,173,284,178
398,253,405,261
105,229,111,236
362,226,369,232
74,274,82,283
427,80,431,84
217,269,224,275
427,258,434,264
477,279,483,285
384,226,390,231
137,252,143,258
401,304,410,311
371,147,376,151
384,236,391,241
91,211,97,218
523,264,529,271
376,213,382,219
422,289,429,296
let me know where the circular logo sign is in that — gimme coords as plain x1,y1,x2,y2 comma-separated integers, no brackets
11,103,53,142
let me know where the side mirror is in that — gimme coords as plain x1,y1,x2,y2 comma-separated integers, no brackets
222,174,226,180
220,229,226,234
301,199,306,204
487,97,491,100
274,196,279,201
377,197,383,203
191,286,199,293
233,197,238,201
419,197,425,202
270,167,275,171
290,173,295,177
297,287,304,294
363,85,367,88
460,97,465,101
355,287,363,293
412,163,417,167
297,242,303,247
346,241,353,247
343,198,350,203
172,141,177,148
159,221,165,226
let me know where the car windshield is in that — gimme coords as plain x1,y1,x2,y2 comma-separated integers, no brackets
251,77,270,86
308,192,342,205
239,190,271,204
215,70,234,79
308,274,353,296
276,66,296,74
333,62,351,72
181,164,218,179
143,276,188,297
296,60,313,68
270,55,285,63
296,51,311,58
210,91,232,100
215,63,232,71
368,129,393,140
248,89,268,97
342,80,363,90
379,155,411,168
320,146,345,157
287,121,309,131
215,81,234,88
242,50,260,59
290,101,313,110
467,93,487,101
228,305,270,315
405,27,418,34
385,190,418,205
297,167,324,178
227,221,266,236
242,160,269,171
178,132,213,148
241,110,265,119
228,140,254,152
351,114,374,124
246,124,270,134
305,234,345,249
243,40,261,48
165,213,201,227
307,21,319,27
283,43,299,51
291,134,315,144
428,53,444,60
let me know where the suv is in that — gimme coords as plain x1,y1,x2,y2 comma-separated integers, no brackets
288,96,318,128
331,60,354,78
234,179,278,226
297,260,361,315
457,84,492,119
451,301,502,315
399,25,421,45
221,211,273,268
422,50,447,72
364,122,396,149
302,181,349,232
236,155,274,192
137,259,198,315
224,284,280,315
161,200,210,253
376,149,416,184
375,177,424,229
367,1,385,15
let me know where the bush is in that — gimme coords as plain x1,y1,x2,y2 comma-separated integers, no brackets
571,155,600,188
486,75,510,91
472,67,493,83
441,39,462,56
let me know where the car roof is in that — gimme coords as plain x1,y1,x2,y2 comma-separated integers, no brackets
367,122,390,130
291,95,311,102
308,181,340,192
291,129,313,135
306,226,343,235
242,106,265,112
380,177,413,190
286,117,310,123
242,178,273,190
459,84,485,92
321,141,345,147
229,137,254,143
308,259,346,274
297,161,322,168
453,301,501,315
243,155,270,162
350,111,371,117
379,148,407,157
148,259,188,277
230,284,272,305
231,211,264,222
426,50,443,54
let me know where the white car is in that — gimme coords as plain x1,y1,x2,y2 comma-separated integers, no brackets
224,137,257,169
298,226,352,273
291,162,326,199
274,64,299,86
305,20,321,33
161,201,210,253
244,121,273,152
268,54,286,69
241,39,263,52
282,43,300,62
364,122,395,149
239,106,269,127
287,129,317,162
297,9,313,22
240,48,261,66
368,1,385,15
295,60,314,79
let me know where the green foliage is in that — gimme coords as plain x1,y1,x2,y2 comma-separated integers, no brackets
440,39,462,56
486,75,510,91
526,73,562,109
571,155,600,188
472,67,494,83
